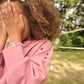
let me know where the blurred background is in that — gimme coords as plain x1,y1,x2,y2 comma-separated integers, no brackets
7,0,84,84
44,0,84,84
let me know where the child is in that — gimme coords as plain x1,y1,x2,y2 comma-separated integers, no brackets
0,0,61,84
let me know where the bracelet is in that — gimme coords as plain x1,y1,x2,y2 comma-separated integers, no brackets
7,42,25,48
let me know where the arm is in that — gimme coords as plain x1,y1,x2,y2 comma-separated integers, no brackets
0,40,53,84
0,37,8,79
0,52,4,79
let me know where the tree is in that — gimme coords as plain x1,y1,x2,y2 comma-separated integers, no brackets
52,0,84,31
51,0,84,48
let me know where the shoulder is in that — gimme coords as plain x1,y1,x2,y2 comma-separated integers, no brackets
42,39,53,48
30,39,53,49
33,39,53,55
31,39,53,64
33,39,53,51
38,39,53,46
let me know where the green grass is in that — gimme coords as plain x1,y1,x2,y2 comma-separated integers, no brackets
44,51,84,84
7,36,9,42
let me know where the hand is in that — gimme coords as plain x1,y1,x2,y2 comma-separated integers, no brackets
0,10,8,40
0,9,8,51
0,11,8,51
1,1,25,43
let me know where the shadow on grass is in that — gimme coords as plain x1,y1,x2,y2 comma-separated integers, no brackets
44,51,84,84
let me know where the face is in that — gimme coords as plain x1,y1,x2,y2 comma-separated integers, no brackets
1,1,32,41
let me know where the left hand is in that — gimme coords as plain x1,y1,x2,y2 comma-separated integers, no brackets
1,1,25,43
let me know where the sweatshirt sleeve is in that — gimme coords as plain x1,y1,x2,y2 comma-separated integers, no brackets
0,41,8,79
0,40,53,84
0,51,4,78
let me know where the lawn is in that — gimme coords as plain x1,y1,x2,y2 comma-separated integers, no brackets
44,51,84,84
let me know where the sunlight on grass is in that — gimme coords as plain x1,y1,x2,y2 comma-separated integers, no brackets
44,51,84,84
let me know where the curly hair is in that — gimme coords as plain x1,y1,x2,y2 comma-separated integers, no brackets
0,0,62,41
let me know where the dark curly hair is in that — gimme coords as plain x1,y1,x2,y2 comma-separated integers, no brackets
0,0,62,41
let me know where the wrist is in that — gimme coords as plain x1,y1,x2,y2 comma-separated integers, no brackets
0,38,7,51
9,36,22,44
0,36,7,41
8,42,24,48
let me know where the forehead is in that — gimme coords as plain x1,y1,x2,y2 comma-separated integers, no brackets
0,1,24,15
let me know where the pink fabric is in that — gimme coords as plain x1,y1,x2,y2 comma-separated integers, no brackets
0,39,53,84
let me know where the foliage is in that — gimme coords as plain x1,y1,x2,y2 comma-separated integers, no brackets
59,31,84,47
50,0,84,49
52,0,84,31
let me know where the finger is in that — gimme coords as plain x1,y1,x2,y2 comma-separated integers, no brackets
0,11,2,22
2,3,8,23
11,3,18,18
1,8,6,23
4,3,7,14
0,10,4,24
7,1,13,18
4,3,9,20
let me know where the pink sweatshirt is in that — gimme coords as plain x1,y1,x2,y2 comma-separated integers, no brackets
0,39,53,84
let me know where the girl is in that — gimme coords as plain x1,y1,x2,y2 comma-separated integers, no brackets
0,0,61,84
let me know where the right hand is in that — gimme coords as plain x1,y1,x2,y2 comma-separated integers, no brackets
0,10,8,51
0,10,8,40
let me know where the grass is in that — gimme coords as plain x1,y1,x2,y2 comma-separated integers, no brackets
44,51,84,84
